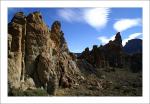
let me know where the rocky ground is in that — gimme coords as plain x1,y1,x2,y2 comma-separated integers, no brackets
56,67,142,96
10,67,142,96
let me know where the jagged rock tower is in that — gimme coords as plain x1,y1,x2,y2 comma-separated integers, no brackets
79,32,123,68
8,12,80,95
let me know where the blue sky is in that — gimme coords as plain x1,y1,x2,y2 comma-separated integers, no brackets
8,8,142,53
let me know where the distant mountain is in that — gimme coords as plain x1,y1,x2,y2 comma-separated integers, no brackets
123,39,142,54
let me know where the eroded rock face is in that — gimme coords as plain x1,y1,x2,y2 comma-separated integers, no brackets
8,12,26,88
79,32,142,73
50,21,80,88
34,53,57,95
8,11,80,95
123,39,142,54
26,12,51,76
114,32,122,46
79,32,123,69
103,32,123,68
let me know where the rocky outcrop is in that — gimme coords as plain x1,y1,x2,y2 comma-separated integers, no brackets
8,12,26,88
79,47,90,62
50,21,81,88
8,12,80,95
79,32,123,69
34,53,57,95
25,12,51,76
79,32,142,72
102,32,123,68
123,39,142,54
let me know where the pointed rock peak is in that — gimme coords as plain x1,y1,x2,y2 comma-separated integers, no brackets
14,12,25,18
52,21,61,26
33,11,41,15
51,21,61,29
51,21,61,34
115,32,121,40
92,45,98,51
93,45,98,50
114,32,122,44
11,12,26,24
85,47,90,52
27,11,43,23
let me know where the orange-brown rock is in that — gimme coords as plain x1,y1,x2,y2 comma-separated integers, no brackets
8,12,26,88
8,11,80,95
26,12,51,76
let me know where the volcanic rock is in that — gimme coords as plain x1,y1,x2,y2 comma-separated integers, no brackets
123,39,142,54
8,11,80,95
34,53,57,95
8,12,26,88
79,32,123,69
26,12,51,76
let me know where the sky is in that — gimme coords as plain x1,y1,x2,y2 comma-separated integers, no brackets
8,8,142,53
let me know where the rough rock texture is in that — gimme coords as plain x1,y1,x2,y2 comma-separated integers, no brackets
102,32,123,68
34,53,57,95
25,12,51,76
8,12,26,88
79,32,142,72
8,12,80,95
79,32,123,69
49,21,80,88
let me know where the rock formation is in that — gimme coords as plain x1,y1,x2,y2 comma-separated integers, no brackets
8,12,80,95
8,11,142,96
102,32,123,68
79,32,142,72
123,39,142,54
8,12,26,88
79,32,123,69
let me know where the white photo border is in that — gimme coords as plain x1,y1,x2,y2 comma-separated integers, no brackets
0,0,149,104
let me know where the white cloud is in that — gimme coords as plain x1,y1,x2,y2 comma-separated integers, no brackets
122,32,142,46
97,35,115,45
58,9,82,22
83,8,110,30
58,8,110,30
113,18,142,32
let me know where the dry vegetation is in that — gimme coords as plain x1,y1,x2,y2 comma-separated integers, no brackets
56,67,142,96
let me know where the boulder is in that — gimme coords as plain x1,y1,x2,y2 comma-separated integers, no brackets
35,53,57,95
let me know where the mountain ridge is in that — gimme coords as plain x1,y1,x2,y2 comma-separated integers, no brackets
123,39,142,54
